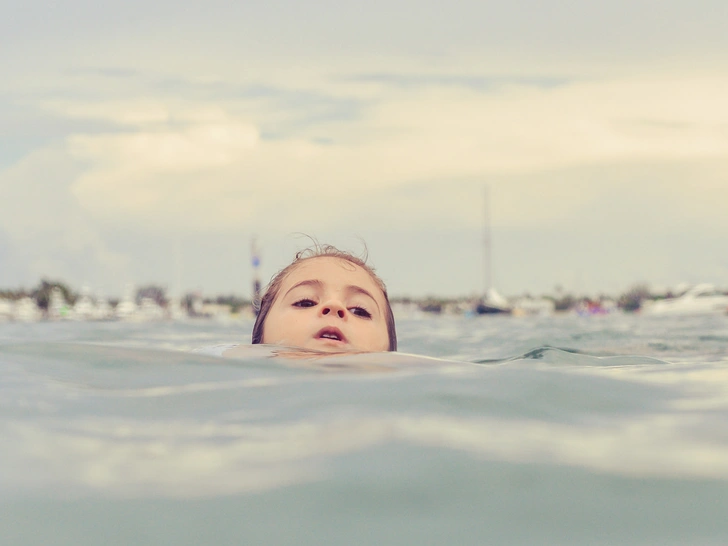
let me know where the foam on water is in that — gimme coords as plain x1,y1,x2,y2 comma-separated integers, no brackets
1,314,728,545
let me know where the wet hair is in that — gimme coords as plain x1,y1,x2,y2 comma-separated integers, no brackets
251,244,397,351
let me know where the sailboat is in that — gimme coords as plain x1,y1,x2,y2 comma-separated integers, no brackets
475,288,512,314
475,186,512,315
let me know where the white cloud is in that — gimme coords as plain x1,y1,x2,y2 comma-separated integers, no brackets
4,7,728,295
0,147,130,290
37,73,727,236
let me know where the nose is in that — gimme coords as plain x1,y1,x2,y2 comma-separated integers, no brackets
320,300,347,319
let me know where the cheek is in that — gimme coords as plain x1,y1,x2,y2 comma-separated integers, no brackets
365,322,390,350
260,321,272,343
259,311,283,343
261,307,304,342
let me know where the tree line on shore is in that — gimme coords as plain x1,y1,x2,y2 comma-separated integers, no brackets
1,278,703,315
0,279,253,315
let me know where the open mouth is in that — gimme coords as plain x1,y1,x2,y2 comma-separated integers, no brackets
315,327,347,343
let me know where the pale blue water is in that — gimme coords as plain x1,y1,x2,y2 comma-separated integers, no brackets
1,314,727,545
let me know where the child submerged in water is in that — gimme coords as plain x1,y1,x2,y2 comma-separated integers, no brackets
251,245,397,352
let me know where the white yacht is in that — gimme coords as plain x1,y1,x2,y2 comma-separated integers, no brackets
0,298,13,322
641,284,728,316
12,297,42,322
138,297,165,321
115,284,138,320
70,286,96,321
512,296,555,317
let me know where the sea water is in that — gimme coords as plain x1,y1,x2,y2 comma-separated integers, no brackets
1,313,727,545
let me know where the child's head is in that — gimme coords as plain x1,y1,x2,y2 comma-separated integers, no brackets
252,245,397,352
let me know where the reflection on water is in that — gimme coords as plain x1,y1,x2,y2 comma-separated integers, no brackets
1,314,728,545
5,408,728,499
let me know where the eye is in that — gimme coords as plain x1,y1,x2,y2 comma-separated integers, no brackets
349,306,372,318
293,299,316,308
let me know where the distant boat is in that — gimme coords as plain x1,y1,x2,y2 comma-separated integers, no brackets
474,186,511,315
573,298,617,317
512,296,555,317
641,284,728,316
0,298,13,322
69,286,96,321
475,288,512,315
12,297,41,322
115,284,138,320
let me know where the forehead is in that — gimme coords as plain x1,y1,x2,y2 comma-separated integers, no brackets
282,256,380,289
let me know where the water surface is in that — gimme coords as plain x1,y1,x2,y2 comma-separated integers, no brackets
2,314,727,545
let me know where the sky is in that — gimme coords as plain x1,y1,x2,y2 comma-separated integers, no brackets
1,0,727,299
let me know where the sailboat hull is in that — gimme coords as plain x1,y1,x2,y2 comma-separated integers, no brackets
475,302,511,315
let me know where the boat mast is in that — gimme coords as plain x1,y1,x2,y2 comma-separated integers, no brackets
251,236,261,315
483,185,492,299
174,237,182,302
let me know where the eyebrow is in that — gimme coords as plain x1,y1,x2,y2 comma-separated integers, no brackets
284,279,381,313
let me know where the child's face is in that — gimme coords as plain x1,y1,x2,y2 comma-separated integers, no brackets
262,257,389,352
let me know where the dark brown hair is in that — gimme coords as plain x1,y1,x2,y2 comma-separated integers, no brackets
251,244,397,351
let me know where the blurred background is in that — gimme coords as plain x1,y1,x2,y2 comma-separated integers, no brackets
2,0,727,318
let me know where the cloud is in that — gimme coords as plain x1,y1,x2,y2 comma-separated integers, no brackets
28,73,724,237
4,10,728,296
0,146,130,290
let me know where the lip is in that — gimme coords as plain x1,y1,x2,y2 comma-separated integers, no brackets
314,326,348,345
